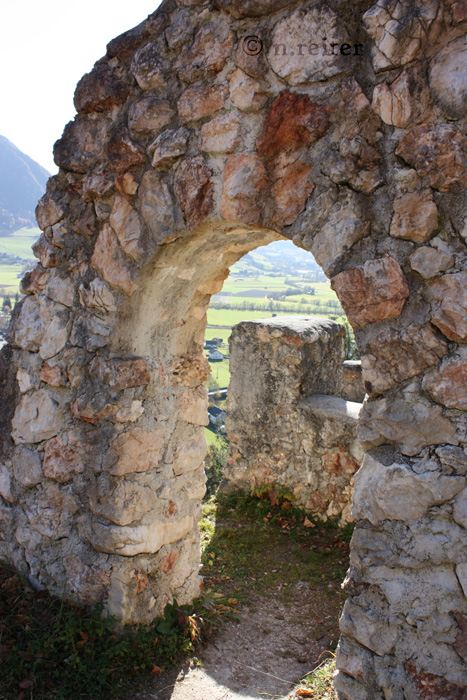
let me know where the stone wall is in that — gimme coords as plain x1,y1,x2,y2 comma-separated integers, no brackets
223,317,363,525
0,0,465,696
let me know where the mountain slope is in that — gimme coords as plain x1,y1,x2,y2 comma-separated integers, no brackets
0,136,50,234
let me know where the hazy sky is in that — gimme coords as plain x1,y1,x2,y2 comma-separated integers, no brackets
0,1,163,174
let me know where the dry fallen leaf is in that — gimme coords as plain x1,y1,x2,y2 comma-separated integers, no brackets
151,666,163,675
295,688,314,697
303,517,315,528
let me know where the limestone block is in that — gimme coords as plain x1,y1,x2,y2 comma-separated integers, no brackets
109,196,146,263
331,257,409,329
410,246,453,279
174,156,214,229
357,395,456,456
12,296,51,352
42,437,83,483
11,389,65,444
257,90,330,163
131,40,166,90
361,323,447,395
88,515,194,556
139,170,176,244
268,6,349,85
0,465,13,503
63,555,111,606
70,314,113,352
24,483,78,539
89,357,150,390
310,200,369,275
220,154,271,226
352,453,465,524
45,275,75,307
109,428,166,476
179,390,209,426
177,85,227,123
390,190,438,243
228,69,268,112
115,173,138,196
79,279,117,313
423,353,467,410
425,271,467,342
201,113,242,155
272,160,313,227
91,224,136,295
372,71,412,127
35,195,64,231
170,354,210,388
116,401,144,423
12,448,42,488
40,364,66,387
90,476,156,526
396,123,467,192
74,65,129,114
32,235,57,269
453,488,467,530
339,599,397,656
16,368,32,393
149,128,189,169
53,117,110,174
128,97,175,134
429,35,467,117
39,313,70,360
172,436,207,476
165,8,194,50
174,17,233,83
20,267,49,295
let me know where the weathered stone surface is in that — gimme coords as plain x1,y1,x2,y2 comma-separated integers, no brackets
272,160,313,227
390,190,438,243
228,69,268,112
90,476,155,526
341,361,365,403
425,271,467,342
39,313,70,361
70,314,113,353
0,464,13,503
24,483,78,539
42,436,83,483
215,0,294,17
12,448,42,488
45,275,75,308
11,297,50,352
396,123,467,192
74,65,129,114
405,663,467,700
109,428,165,476
331,257,409,329
88,357,150,390
423,353,467,410
201,113,242,155
357,394,457,456
54,117,109,173
257,90,330,163
88,515,194,556
268,6,350,85
91,224,136,295
177,85,227,123
179,390,208,426
340,598,397,656
35,195,64,231
363,0,441,72
170,354,210,388
116,400,144,423
139,170,176,243
20,267,48,295
32,235,57,268
353,453,465,524
16,369,32,393
429,35,467,117
149,128,189,169
11,390,65,444
410,246,453,278
63,555,111,606
172,437,207,476
453,488,467,529
40,364,66,387
361,323,447,395
372,71,412,127
131,40,166,90
107,126,147,175
109,196,146,262
174,156,214,229
174,17,233,83
128,97,175,134
220,154,271,226
79,278,117,313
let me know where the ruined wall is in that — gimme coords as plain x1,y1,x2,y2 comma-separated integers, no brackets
0,0,466,697
224,317,363,525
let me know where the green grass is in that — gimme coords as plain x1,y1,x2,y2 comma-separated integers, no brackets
0,229,39,259
293,658,338,699
0,263,25,294
206,357,230,386
207,308,286,327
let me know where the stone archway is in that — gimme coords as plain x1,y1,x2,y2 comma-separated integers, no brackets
1,0,467,696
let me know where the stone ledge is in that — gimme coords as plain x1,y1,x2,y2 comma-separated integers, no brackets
299,394,362,425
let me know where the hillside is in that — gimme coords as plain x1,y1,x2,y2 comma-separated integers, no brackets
0,135,50,234
233,239,327,281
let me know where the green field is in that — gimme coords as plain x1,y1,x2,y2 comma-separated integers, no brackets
0,228,39,259
0,264,25,294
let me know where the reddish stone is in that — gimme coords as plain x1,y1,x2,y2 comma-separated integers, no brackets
323,451,359,475
107,126,147,175
74,65,129,114
159,550,179,575
54,118,109,174
130,569,148,594
453,0,467,22
331,257,410,329
405,663,466,700
396,123,467,192
272,160,313,226
177,85,228,123
257,90,330,163
40,364,66,387
89,357,151,390
43,436,83,483
70,396,118,424
32,235,57,268
165,500,177,517
174,156,214,228
35,195,64,230
422,356,467,410
20,268,48,295
109,427,166,475
425,271,467,342
220,154,272,226
91,224,136,295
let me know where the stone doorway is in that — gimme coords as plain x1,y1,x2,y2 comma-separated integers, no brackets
1,1,467,697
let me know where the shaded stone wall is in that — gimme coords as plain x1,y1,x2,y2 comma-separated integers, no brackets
0,0,465,696
224,317,363,525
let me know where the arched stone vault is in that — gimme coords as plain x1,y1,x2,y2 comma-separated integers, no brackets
1,0,467,696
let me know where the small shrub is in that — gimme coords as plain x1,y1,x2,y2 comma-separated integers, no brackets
204,437,228,498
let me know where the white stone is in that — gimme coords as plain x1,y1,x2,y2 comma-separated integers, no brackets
410,246,454,279
89,515,194,556
12,297,51,351
116,401,145,423
310,202,369,275
16,369,32,393
109,196,145,263
456,563,467,598
39,314,70,360
11,389,65,444
453,487,467,530
172,436,207,476
429,35,467,116
353,453,465,525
